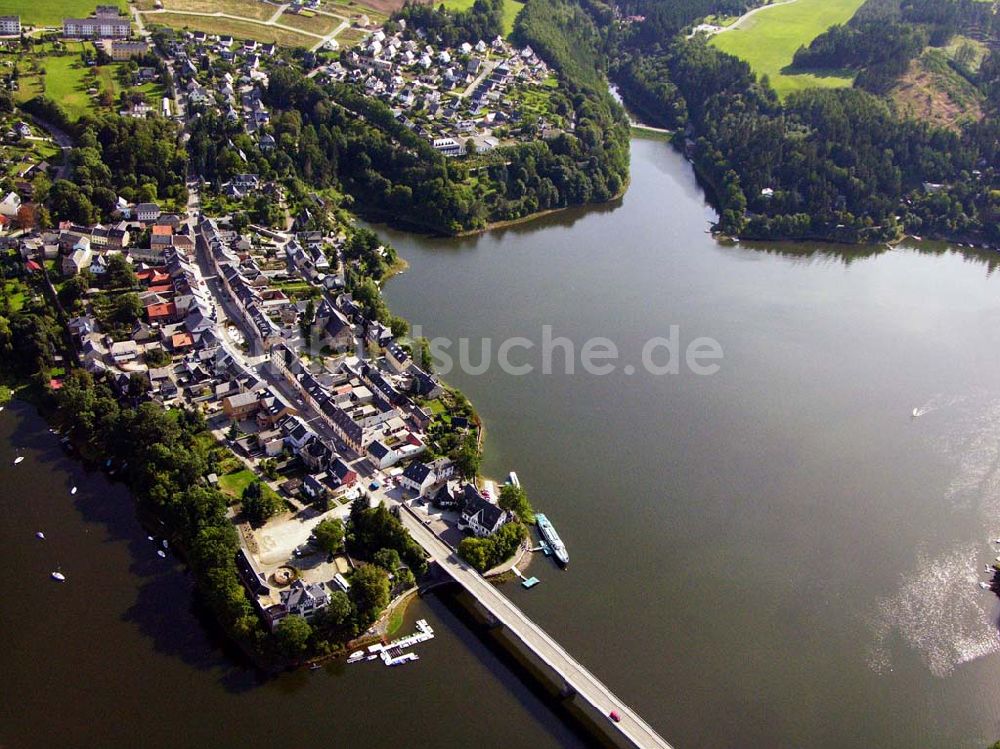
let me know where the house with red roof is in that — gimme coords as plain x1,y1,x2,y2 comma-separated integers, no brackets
146,301,179,324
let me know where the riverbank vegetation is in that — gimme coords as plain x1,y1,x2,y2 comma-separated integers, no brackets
458,521,527,572
610,0,1000,244
0,255,406,668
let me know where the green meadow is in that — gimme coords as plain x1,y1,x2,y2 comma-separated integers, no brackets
441,0,524,36
0,0,126,27
710,0,866,97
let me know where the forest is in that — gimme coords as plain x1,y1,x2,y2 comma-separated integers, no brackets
19,108,189,226
611,0,1000,243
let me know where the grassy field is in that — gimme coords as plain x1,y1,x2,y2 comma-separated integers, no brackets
441,0,523,35
141,12,316,47
277,10,342,35
141,0,275,21
0,0,125,27
335,27,368,47
14,43,106,120
710,0,866,97
320,0,388,25
218,468,257,497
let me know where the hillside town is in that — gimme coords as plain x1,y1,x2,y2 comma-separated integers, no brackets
8,177,529,630
0,0,572,694
324,25,562,155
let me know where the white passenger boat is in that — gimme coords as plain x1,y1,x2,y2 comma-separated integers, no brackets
535,513,568,567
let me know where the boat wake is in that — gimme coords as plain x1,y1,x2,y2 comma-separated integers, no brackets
911,393,965,420
869,545,1000,678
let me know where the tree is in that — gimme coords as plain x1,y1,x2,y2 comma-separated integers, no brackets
144,347,171,368
113,292,142,326
457,522,526,572
454,431,481,479
260,458,279,480
389,315,409,338
241,480,283,526
314,590,356,641
498,483,534,522
415,336,433,372
313,517,345,555
58,275,89,309
349,564,390,629
275,614,312,659
372,547,401,572
47,179,95,224
106,254,137,289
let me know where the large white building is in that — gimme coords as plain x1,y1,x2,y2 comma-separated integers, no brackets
63,16,130,39
0,16,21,35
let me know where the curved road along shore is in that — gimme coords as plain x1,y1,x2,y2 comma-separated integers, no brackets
398,506,674,749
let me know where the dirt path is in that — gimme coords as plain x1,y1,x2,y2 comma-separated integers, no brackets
140,8,325,39
714,0,800,34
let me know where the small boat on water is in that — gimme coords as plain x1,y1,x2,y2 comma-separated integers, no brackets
507,471,520,488
911,408,921,418
536,513,568,567
981,581,993,590
309,663,322,671
36,531,45,540
70,486,77,495
51,571,65,582
347,650,365,664
156,550,167,558
13,455,24,465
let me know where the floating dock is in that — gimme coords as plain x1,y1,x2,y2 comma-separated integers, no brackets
522,576,541,589
358,619,435,666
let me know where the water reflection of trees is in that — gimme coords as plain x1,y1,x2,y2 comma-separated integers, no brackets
728,239,1000,275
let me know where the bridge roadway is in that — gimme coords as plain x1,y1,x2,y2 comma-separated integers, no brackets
397,507,673,749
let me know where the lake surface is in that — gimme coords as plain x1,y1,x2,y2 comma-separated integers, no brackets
5,136,1000,748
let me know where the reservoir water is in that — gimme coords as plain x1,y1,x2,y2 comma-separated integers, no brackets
5,136,1000,747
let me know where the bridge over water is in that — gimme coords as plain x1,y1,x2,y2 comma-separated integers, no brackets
398,506,673,749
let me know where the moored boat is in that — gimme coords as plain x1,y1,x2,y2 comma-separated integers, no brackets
535,513,568,566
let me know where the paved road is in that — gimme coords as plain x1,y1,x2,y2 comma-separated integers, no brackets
22,114,74,180
398,507,674,749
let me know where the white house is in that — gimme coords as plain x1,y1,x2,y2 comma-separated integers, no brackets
110,339,138,364
0,191,21,218
399,460,435,496
135,202,161,222
459,492,508,537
